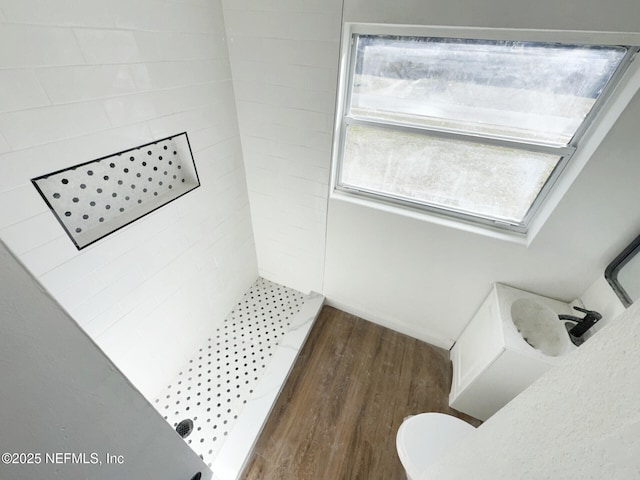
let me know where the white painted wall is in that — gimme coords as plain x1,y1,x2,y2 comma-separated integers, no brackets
0,0,258,400
323,0,640,347
424,295,640,479
0,240,213,480
221,0,343,294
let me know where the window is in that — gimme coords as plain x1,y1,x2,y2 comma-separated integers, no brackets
334,28,637,233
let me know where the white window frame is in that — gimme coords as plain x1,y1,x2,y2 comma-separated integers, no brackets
330,24,640,244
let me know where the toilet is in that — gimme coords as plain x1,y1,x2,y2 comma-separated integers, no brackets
396,412,475,479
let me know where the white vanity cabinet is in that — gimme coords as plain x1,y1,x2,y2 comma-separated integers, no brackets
449,284,573,421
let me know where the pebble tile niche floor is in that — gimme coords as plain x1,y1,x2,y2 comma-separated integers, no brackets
154,278,312,472
32,133,199,249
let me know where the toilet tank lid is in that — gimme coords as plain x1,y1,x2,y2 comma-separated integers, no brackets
396,413,475,476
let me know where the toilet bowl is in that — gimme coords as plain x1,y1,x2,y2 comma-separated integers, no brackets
396,412,475,479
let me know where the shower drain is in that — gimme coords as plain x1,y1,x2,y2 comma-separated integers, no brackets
176,419,194,438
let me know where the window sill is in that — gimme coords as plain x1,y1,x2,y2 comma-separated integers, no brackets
330,188,531,246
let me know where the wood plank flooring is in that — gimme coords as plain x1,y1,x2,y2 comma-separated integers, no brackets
240,306,480,480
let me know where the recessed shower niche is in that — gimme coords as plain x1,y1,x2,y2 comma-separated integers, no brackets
31,132,200,249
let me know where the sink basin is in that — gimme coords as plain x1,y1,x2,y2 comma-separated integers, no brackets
510,298,567,356
449,283,575,421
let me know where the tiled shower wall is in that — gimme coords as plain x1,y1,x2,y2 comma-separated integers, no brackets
222,0,343,294
0,0,258,400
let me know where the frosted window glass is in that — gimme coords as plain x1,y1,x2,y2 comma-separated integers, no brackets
350,36,627,147
341,125,560,223
336,32,635,231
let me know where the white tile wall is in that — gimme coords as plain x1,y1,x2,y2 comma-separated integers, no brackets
0,123,154,192
101,93,159,127
0,0,114,28
134,31,225,63
224,0,341,14
230,61,337,91
223,9,341,42
110,0,215,33
0,0,258,401
37,65,139,104
0,101,112,149
0,132,10,154
0,69,50,113
0,212,64,256
131,59,231,91
221,0,342,294
0,24,85,67
228,37,338,68
0,184,50,228
74,28,142,64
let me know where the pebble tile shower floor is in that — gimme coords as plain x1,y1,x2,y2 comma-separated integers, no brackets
154,277,307,469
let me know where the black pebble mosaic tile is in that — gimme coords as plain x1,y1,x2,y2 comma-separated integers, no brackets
31,132,199,249
154,277,306,467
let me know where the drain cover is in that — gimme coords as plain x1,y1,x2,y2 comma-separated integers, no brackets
176,419,194,438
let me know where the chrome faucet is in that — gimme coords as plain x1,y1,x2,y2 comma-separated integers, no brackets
558,306,602,338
